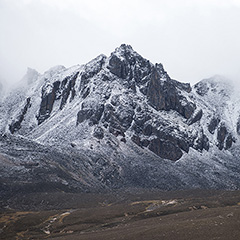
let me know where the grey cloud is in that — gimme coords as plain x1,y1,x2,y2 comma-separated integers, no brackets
0,0,240,86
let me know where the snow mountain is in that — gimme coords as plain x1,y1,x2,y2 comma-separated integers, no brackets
1,44,240,195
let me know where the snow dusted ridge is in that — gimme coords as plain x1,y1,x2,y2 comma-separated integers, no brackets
1,44,240,192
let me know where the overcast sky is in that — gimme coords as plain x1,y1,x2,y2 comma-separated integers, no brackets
1,0,240,86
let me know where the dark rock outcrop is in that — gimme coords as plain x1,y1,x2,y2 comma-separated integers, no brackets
171,79,192,93
115,106,134,130
194,81,209,96
176,137,190,153
107,44,152,88
147,65,196,119
208,117,220,134
189,109,203,125
37,81,60,125
60,72,79,109
143,124,153,136
93,126,104,139
193,130,209,151
148,138,183,161
108,54,128,79
217,123,228,150
225,134,235,150
79,55,106,96
77,109,94,124
9,97,31,133
77,103,104,125
131,135,142,147
237,117,240,135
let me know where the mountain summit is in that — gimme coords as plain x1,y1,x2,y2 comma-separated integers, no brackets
1,44,240,194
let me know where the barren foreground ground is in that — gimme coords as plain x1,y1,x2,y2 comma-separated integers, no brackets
1,189,240,239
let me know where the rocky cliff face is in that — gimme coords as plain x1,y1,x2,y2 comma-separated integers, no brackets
1,44,240,193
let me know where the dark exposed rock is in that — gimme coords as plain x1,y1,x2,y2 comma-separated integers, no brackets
93,126,104,139
60,72,79,110
103,91,111,100
134,114,151,128
101,104,126,137
90,104,105,125
193,129,209,151
132,123,142,134
77,109,94,124
237,117,240,135
131,135,142,147
148,138,183,161
82,87,90,99
37,81,60,125
101,98,135,137
33,46,236,161
132,112,152,135
225,134,235,150
109,126,125,137
155,129,174,142
128,79,136,92
132,63,152,86
9,97,31,133
136,106,141,112
202,134,210,151
176,137,190,153
101,73,110,81
115,106,134,130
79,55,106,95
208,117,220,134
81,55,106,83
171,79,192,93
108,113,126,136
194,81,209,96
107,44,152,87
141,139,150,147
201,134,209,151
182,102,196,119
153,127,191,153
188,109,203,125
139,85,148,95
108,54,128,79
147,65,195,119
102,104,115,123
143,124,153,136
147,67,166,110
54,81,63,100
111,95,120,106
134,119,191,155
77,104,104,125
217,123,228,150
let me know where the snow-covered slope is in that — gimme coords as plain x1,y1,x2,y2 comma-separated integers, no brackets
1,44,240,193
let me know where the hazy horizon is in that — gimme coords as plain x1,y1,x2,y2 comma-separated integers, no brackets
1,0,240,86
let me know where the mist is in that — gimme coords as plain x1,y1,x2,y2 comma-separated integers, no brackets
1,0,240,87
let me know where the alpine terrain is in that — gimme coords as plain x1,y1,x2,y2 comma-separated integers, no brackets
1,44,240,196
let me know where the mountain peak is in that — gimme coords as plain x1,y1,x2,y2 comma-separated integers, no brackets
1,44,240,193
116,43,134,52
111,44,140,60
194,75,233,97
22,67,39,85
